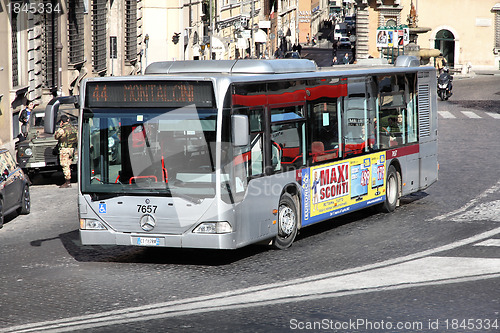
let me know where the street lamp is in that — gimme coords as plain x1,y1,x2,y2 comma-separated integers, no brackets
144,34,149,72
56,42,63,96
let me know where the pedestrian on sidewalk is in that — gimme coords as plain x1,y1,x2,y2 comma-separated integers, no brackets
274,47,283,59
19,100,36,137
342,53,350,64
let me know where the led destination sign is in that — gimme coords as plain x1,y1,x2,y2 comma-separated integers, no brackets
86,81,214,108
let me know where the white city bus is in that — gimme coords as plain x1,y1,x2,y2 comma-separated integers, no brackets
71,57,437,249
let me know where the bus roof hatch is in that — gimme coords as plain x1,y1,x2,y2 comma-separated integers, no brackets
145,59,318,75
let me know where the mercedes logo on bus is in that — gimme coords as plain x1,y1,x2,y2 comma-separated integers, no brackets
140,214,156,232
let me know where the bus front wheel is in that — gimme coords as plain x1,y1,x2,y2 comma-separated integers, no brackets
380,165,400,213
272,193,298,249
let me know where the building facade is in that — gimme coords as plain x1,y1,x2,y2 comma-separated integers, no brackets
4,0,497,153
0,0,144,152
355,0,500,70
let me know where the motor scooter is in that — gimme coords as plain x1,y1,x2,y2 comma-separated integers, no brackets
437,69,453,101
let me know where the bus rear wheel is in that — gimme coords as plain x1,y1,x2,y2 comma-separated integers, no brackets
272,193,298,249
380,165,400,213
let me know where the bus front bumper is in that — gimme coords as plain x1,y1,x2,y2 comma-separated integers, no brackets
80,229,238,250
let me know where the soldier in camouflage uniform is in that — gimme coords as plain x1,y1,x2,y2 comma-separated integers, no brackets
54,115,77,188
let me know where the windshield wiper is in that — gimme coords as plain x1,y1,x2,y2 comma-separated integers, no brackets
86,188,202,205
167,188,202,205
89,192,121,201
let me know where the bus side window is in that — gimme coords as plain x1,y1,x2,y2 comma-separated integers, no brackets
406,73,418,143
307,100,339,164
270,105,305,172
232,108,265,179
377,74,407,148
343,77,369,156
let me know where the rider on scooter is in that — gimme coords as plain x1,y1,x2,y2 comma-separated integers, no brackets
439,67,453,97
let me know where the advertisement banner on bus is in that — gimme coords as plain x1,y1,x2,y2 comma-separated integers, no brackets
301,152,386,226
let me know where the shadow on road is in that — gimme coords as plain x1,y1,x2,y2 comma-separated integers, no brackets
30,229,269,266
28,192,430,265
29,169,77,186
448,100,500,113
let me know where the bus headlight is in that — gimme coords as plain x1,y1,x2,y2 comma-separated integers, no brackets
80,218,107,230
193,221,232,234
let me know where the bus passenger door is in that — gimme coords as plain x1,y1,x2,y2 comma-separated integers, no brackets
230,107,272,241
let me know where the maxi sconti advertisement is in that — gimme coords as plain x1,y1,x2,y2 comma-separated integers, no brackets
301,152,386,226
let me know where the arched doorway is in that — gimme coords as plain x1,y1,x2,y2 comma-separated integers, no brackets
434,29,455,68
386,19,397,26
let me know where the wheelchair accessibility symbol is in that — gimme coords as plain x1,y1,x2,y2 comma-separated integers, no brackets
99,203,107,214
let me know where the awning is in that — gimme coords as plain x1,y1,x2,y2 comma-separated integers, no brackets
254,29,267,43
11,87,28,110
211,36,226,54
192,44,201,56
237,37,249,49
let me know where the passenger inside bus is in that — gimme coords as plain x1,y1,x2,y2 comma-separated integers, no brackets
307,101,339,163
388,115,403,145
311,141,338,162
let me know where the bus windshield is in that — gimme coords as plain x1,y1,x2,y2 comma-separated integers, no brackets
81,106,218,201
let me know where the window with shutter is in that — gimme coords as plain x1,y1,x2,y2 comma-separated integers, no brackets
68,0,85,65
125,0,138,63
92,0,107,75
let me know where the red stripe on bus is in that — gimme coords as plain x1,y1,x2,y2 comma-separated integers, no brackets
232,83,348,107
386,144,420,160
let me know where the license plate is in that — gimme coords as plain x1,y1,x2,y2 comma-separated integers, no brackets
30,162,46,167
136,237,160,246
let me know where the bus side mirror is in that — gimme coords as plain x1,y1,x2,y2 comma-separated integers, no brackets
44,96,79,134
231,115,249,146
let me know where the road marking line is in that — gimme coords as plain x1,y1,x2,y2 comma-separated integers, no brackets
3,257,500,333
434,178,500,221
461,111,482,119
474,239,500,247
4,227,500,333
449,200,500,222
438,111,455,118
486,112,500,119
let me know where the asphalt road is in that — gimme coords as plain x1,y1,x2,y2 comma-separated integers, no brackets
0,74,499,333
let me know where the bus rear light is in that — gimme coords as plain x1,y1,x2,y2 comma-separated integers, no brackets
193,221,232,234
80,218,107,230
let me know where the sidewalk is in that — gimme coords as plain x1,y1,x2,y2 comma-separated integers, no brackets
453,69,500,80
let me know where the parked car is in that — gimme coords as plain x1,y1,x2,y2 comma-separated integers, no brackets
284,51,301,59
344,15,356,29
16,108,78,178
334,23,348,40
0,148,30,228
338,37,352,49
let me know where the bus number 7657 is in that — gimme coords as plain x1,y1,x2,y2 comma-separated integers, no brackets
137,205,158,214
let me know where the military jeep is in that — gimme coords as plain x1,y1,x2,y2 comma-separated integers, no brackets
16,109,78,178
